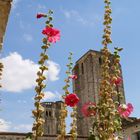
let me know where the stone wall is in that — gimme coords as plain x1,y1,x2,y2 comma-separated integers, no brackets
122,119,140,139
0,132,88,140
1,122,140,140
0,0,12,49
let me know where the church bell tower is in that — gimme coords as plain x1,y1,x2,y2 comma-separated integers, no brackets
72,50,126,136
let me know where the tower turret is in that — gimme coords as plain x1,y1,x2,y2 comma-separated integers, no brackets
42,101,63,135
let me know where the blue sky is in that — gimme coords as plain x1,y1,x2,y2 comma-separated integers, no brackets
0,0,140,132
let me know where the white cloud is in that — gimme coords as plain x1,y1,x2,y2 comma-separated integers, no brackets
19,20,24,29
0,119,11,131
18,20,31,31
1,52,38,92
0,118,32,132
43,91,56,100
37,4,47,10
42,91,61,101
62,9,101,26
0,52,60,93
23,34,33,42
12,0,20,9
64,11,71,19
113,8,126,19
17,100,27,104
64,10,88,25
13,124,32,132
47,61,60,81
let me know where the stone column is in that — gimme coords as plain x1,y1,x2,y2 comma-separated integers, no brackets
0,0,12,50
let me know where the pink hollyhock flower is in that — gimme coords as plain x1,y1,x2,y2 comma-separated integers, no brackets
42,27,60,43
69,74,78,80
81,102,96,117
65,93,79,107
36,13,47,19
127,137,131,140
118,103,133,118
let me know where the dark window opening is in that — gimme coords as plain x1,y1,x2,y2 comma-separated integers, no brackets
46,111,48,117
99,57,102,65
49,111,52,117
81,63,84,74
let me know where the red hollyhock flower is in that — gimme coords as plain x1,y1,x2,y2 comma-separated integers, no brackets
115,77,122,86
111,77,122,86
65,93,79,107
81,102,96,117
118,103,133,118
69,74,78,80
42,27,60,43
36,13,47,19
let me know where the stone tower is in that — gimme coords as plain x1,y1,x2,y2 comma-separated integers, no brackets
41,101,63,135
72,50,126,136
0,0,12,49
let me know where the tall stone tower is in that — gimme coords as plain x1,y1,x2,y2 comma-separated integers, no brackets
41,101,63,135
72,50,126,136
0,0,12,49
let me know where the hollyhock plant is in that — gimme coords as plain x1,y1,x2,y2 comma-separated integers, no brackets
118,103,133,118
69,74,78,80
81,102,96,117
88,0,127,139
58,53,79,140
33,10,61,140
65,93,79,107
42,27,60,43
36,13,47,19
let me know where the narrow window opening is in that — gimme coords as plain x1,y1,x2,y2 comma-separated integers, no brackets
49,111,52,117
46,111,48,117
99,57,102,65
81,63,84,74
